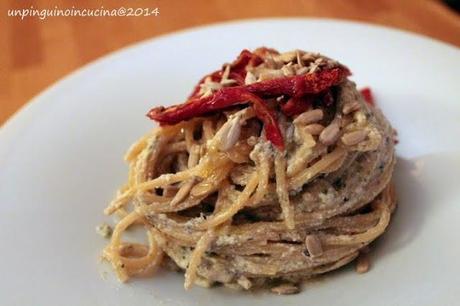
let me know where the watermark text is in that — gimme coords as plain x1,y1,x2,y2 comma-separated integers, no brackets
8,6,160,20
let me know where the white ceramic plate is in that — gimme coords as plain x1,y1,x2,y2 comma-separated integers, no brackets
1,19,459,306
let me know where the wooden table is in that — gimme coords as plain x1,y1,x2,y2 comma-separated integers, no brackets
2,0,460,125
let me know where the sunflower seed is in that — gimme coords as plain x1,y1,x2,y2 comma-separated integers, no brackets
305,234,323,257
244,71,257,85
274,51,297,63
342,101,361,115
304,123,325,135
237,276,252,290
281,64,295,76
341,130,368,146
258,69,285,81
319,122,340,145
217,116,241,151
296,50,303,67
296,66,310,75
293,109,323,125
271,284,300,295
356,253,370,274
301,53,316,62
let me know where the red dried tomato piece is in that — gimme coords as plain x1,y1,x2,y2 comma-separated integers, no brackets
148,66,350,150
230,49,263,77
246,67,349,97
188,50,262,99
228,72,245,86
281,96,313,117
360,87,374,106
280,89,336,117
188,70,222,99
148,87,284,149
149,67,347,124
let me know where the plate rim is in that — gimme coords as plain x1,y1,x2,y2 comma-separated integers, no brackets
1,17,459,135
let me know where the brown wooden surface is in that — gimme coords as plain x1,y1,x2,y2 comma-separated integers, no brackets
2,0,460,125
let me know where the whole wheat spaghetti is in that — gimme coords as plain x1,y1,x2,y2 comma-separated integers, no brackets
101,48,397,293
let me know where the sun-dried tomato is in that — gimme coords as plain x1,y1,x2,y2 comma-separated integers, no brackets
149,87,284,149
148,53,350,150
360,87,374,106
281,96,313,117
188,50,263,99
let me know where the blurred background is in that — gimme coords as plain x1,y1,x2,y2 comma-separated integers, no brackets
1,0,459,125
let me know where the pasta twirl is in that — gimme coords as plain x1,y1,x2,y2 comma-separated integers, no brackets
101,48,397,293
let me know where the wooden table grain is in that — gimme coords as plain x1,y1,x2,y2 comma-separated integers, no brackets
2,0,460,125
